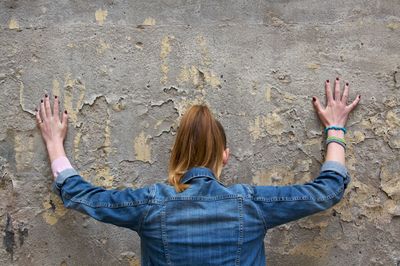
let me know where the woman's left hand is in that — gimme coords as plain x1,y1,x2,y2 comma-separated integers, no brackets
36,94,68,162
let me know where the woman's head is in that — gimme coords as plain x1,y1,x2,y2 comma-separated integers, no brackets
168,105,229,192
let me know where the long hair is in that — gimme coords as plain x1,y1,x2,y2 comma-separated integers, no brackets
168,105,227,192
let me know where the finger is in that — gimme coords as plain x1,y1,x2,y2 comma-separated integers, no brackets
61,110,68,126
44,94,52,117
40,98,47,120
341,82,349,104
53,95,60,122
312,96,324,114
35,108,43,126
346,95,361,112
334,77,341,101
325,80,333,104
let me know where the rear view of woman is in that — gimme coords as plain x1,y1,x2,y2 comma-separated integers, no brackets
36,78,360,265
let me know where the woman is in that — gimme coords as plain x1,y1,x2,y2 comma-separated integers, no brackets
36,78,360,265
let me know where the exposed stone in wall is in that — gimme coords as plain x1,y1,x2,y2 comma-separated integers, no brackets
0,1,399,265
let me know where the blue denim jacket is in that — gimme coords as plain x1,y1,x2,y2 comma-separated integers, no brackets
52,161,350,266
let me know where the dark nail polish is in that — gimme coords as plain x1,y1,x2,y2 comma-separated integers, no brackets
55,95,58,99
312,97,316,102
326,79,329,83
41,99,43,103
35,108,38,112
346,82,349,86
45,94,48,97
64,110,68,114
336,77,339,81
359,95,361,99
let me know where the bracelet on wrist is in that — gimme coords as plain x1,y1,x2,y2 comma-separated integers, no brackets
326,136,346,150
324,126,347,134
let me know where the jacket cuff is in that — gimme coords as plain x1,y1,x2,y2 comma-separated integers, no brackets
51,168,79,196
51,156,73,178
320,160,351,187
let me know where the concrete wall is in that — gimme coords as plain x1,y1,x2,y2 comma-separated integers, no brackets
1,0,399,265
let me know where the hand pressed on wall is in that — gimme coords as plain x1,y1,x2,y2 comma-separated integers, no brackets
35,94,68,162
312,78,361,127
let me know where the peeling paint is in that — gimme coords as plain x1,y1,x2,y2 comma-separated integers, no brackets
265,86,271,102
248,112,284,140
160,36,173,85
95,8,108,26
63,73,86,125
42,194,68,225
142,17,156,26
133,131,151,162
8,18,19,30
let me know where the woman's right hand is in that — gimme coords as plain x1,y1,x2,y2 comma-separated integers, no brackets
312,78,361,127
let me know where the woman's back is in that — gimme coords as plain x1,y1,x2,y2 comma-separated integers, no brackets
141,167,265,266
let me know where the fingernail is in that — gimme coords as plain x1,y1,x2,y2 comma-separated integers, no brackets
312,97,316,102
346,82,349,86
64,110,68,114
359,95,361,99
35,108,38,112
326,79,329,83
45,94,48,97
336,77,339,81
41,99,43,103
55,95,58,99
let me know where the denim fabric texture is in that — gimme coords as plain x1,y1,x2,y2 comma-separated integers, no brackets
52,161,350,266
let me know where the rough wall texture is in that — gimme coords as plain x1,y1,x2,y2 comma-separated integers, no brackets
1,0,399,265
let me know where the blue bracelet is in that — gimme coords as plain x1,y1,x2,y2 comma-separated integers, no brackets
324,126,347,134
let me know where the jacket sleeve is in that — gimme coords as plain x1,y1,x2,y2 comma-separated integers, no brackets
251,161,350,230
52,168,152,232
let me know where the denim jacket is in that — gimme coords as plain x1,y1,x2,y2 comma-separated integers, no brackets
52,161,350,266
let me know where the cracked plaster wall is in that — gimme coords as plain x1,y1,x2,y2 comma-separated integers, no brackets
0,1,399,265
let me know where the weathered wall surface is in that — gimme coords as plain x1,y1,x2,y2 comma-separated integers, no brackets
0,0,399,265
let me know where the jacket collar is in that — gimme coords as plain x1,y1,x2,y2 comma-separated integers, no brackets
181,167,223,185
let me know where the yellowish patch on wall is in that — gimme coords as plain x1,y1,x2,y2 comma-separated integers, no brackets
63,73,86,125
97,39,111,54
8,18,19,30
73,131,82,161
42,193,68,225
134,131,151,162
160,36,173,85
307,63,320,70
14,133,34,172
177,65,221,89
52,79,60,98
196,35,212,67
142,17,156,26
95,8,108,26
93,165,114,189
248,112,284,140
386,22,400,30
265,87,271,102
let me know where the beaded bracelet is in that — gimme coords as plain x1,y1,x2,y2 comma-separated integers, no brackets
326,139,346,150
325,126,347,134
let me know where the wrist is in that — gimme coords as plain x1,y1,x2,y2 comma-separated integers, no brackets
46,141,66,163
327,130,345,138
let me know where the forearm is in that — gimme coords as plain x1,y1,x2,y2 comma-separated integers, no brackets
325,130,345,165
46,141,73,180
46,141,67,163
